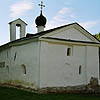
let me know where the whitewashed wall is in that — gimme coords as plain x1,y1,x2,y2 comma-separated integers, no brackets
86,46,99,83
0,48,11,82
47,28,93,42
40,41,99,88
0,40,99,89
0,41,40,89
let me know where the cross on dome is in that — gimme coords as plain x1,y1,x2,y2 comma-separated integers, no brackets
35,0,47,32
38,1,45,13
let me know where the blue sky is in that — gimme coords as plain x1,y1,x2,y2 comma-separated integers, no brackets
0,0,100,45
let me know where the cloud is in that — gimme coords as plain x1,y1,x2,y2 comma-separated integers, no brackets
46,7,75,30
80,21,100,30
58,8,71,15
46,7,100,34
10,0,33,18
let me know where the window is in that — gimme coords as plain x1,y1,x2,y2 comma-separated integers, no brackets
16,25,21,39
79,65,82,75
67,48,71,56
21,64,26,74
67,46,73,56
14,52,17,61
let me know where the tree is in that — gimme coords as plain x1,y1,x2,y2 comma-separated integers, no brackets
94,32,100,41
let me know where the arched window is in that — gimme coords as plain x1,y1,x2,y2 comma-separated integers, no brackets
79,65,82,75
14,52,17,61
16,25,21,39
67,48,71,56
21,64,27,74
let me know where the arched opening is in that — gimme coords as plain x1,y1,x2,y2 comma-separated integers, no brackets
9,19,27,42
16,24,21,39
67,48,71,56
79,65,82,75
14,52,17,61
21,64,27,74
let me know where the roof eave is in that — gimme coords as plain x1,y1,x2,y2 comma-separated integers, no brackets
40,37,100,47
0,36,39,52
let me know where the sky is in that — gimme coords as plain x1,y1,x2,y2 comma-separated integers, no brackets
0,0,100,45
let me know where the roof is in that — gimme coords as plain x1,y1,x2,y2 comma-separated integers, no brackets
0,22,100,51
26,22,100,42
42,37,100,45
9,18,28,25
26,23,77,37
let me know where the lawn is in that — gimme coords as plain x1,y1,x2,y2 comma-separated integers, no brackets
0,86,100,100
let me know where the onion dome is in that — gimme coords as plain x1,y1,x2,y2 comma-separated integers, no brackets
35,12,47,26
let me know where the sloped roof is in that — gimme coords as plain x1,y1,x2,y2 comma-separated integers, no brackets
26,22,99,42
0,22,100,51
9,18,28,25
26,23,76,37
42,37,100,45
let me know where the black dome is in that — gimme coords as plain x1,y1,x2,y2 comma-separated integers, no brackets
35,12,47,26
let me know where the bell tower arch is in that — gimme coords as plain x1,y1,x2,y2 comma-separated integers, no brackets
9,18,27,41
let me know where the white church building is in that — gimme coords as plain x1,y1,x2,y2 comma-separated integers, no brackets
0,2,100,92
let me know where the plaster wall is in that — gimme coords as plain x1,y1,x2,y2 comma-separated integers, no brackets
0,48,11,81
48,28,92,42
0,41,40,89
86,46,99,83
40,41,88,88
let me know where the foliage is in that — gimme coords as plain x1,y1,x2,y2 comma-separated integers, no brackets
0,87,100,100
94,32,100,40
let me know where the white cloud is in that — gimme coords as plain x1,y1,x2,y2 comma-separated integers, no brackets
10,0,33,18
58,8,71,15
80,21,100,30
46,7,100,34
46,7,75,30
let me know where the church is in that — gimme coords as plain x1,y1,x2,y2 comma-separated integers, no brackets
0,1,100,93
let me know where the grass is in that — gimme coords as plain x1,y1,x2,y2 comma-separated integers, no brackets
0,86,100,100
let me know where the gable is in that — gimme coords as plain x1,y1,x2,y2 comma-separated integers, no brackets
40,23,99,43
48,28,92,42
9,18,27,25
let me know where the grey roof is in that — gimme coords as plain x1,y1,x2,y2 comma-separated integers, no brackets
42,37,100,45
9,18,28,25
26,22,99,42
26,23,77,38
0,22,100,51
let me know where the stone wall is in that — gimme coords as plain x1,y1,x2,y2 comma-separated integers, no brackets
87,77,100,93
0,77,100,94
38,85,87,94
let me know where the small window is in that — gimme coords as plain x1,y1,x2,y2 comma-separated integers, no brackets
21,64,26,74
14,52,17,61
79,65,82,75
67,48,71,56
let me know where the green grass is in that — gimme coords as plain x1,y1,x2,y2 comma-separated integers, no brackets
0,86,100,100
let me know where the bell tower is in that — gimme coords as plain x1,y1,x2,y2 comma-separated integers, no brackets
9,18,27,41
